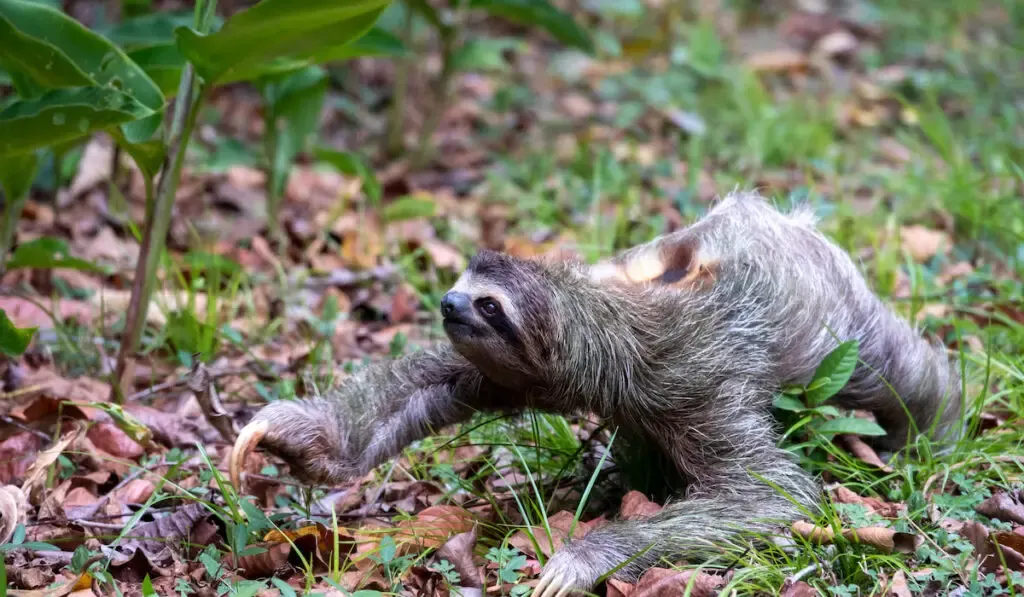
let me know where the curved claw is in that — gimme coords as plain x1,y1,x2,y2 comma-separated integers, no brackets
230,419,269,492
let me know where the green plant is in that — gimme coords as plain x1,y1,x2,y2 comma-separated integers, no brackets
774,340,888,457
387,0,595,165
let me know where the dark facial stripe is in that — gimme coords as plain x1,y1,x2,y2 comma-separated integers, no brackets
485,311,525,351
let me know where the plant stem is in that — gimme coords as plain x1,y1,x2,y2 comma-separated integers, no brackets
412,30,458,169
111,65,203,402
384,3,415,157
0,193,28,276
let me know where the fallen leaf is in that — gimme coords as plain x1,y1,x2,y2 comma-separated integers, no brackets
745,49,809,73
878,138,912,164
0,432,43,483
780,579,818,597
607,578,635,597
976,491,1024,525
837,434,894,472
68,138,113,197
0,484,28,544
993,532,1024,572
813,29,858,56
791,521,920,553
632,567,725,597
86,422,145,460
888,570,912,597
0,296,96,329
900,225,951,262
435,527,482,589
21,421,87,502
395,505,477,551
113,479,155,505
620,490,663,519
831,485,904,519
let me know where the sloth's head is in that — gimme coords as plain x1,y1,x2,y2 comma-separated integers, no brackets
440,250,560,388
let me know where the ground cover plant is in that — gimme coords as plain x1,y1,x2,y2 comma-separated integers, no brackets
0,0,1021,595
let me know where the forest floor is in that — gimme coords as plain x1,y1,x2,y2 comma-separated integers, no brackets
1,0,1022,596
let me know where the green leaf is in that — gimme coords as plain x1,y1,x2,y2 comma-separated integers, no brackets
173,0,391,84
0,0,166,142
816,417,888,437
406,0,446,32
125,43,186,97
772,394,807,413
806,339,860,405
263,66,328,202
383,196,437,222
451,38,524,72
0,86,156,158
109,128,165,181
0,309,36,357
469,0,593,53
313,146,381,204
6,236,109,272
0,151,38,200
99,11,200,49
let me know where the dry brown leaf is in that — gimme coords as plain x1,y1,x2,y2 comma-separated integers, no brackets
21,421,86,502
560,93,595,119
620,490,664,519
0,432,43,483
888,569,912,597
508,510,588,558
836,434,894,472
68,138,113,197
900,225,951,262
632,567,726,597
113,479,155,505
780,580,818,597
86,422,145,460
791,521,920,553
745,49,809,73
993,532,1024,572
0,296,96,329
813,29,858,56
878,138,912,164
233,541,294,579
395,505,476,551
0,484,28,544
607,578,635,597
7,572,92,597
435,527,482,589
976,491,1024,525
831,485,904,519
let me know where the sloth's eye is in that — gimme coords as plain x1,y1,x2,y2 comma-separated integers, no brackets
478,299,500,317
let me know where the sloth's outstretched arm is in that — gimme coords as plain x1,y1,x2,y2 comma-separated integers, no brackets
230,346,523,488
535,396,821,596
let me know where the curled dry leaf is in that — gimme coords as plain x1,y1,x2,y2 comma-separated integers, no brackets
21,421,86,503
791,521,920,554
0,484,28,544
831,485,905,519
836,434,894,473
106,502,213,567
0,432,43,483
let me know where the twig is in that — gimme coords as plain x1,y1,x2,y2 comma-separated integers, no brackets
188,360,238,443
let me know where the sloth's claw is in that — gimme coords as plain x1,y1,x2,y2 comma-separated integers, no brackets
229,419,269,491
533,558,593,597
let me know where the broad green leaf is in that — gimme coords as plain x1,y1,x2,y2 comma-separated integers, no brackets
263,66,328,202
0,309,36,357
0,0,165,142
816,417,888,437
173,0,391,84
0,151,38,200
469,0,593,53
99,11,201,49
126,43,185,97
314,147,381,204
806,339,860,405
6,236,109,272
406,0,445,32
772,394,806,413
0,86,155,158
383,196,437,222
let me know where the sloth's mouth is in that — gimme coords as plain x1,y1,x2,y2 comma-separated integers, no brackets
442,316,476,337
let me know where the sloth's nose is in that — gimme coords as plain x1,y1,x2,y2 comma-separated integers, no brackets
441,291,471,319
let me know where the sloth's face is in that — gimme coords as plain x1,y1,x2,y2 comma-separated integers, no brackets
440,250,554,389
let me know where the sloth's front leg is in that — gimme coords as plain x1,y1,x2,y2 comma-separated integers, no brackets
230,346,519,488
534,411,821,596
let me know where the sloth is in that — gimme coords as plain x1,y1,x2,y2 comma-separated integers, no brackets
229,192,964,596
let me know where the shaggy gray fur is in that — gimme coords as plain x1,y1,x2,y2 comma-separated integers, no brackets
241,191,963,593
